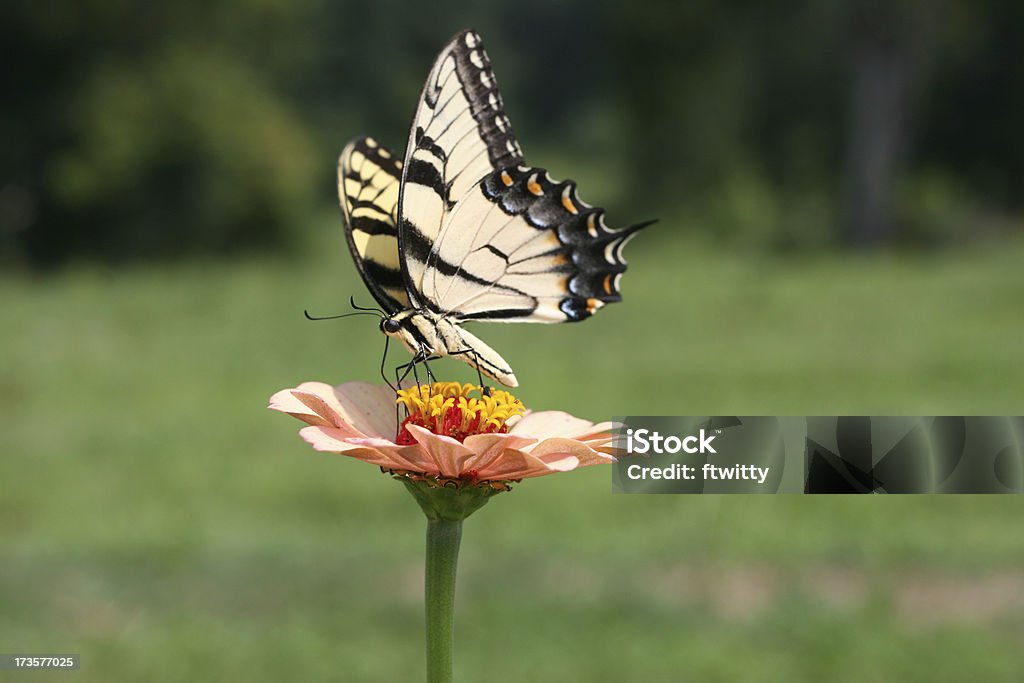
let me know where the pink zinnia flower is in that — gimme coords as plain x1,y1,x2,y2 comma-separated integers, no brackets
268,381,616,489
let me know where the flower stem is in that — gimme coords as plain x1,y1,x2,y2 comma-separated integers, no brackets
425,518,462,683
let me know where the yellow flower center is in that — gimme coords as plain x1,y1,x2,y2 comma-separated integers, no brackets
395,382,525,444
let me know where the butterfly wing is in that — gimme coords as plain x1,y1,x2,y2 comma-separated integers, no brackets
425,165,653,323
338,136,410,314
398,29,523,309
398,29,650,324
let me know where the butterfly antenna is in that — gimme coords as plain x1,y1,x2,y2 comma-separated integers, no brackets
303,309,382,321
349,296,386,317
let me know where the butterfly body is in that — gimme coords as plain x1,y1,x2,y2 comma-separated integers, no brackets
381,309,517,387
337,30,651,388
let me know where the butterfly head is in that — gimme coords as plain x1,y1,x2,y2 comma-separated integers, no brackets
378,310,427,356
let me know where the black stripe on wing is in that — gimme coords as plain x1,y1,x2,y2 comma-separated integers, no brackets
398,29,528,311
338,136,410,314
478,165,654,322
447,29,523,169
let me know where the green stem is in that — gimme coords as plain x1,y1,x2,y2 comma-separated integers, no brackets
425,518,463,683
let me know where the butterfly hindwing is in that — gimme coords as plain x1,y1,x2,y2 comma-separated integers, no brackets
423,164,651,323
338,136,410,314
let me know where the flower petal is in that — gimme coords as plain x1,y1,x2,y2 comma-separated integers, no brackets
327,382,397,438
472,449,552,480
511,411,601,441
274,381,618,483
298,427,433,471
292,389,361,436
572,433,623,459
272,381,395,438
403,424,477,478
268,386,335,427
529,437,616,468
460,432,538,473
573,420,620,441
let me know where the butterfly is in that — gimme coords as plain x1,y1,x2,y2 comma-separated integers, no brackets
337,29,652,388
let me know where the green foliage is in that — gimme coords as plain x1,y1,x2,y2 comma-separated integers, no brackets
4,1,1024,265
52,46,316,257
3,0,319,264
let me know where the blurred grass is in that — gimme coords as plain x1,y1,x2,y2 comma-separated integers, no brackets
2,228,1024,681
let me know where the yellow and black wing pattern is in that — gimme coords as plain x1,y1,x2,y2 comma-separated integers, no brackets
395,29,652,324
337,136,410,314
340,29,651,326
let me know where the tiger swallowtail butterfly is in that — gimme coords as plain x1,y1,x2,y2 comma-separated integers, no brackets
337,29,652,388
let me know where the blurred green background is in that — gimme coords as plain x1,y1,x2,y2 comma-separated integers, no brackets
2,1,1023,681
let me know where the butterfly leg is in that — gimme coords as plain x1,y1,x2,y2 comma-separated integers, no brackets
421,355,437,384
391,355,415,433
392,355,417,433
379,336,398,393
377,337,412,429
394,360,412,392
447,347,490,394
395,348,430,394
410,350,427,391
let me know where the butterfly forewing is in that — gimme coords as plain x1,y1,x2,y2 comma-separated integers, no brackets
398,30,523,308
338,136,411,314
397,30,648,326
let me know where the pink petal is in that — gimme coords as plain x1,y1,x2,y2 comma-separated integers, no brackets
276,383,618,482
511,411,600,441
403,424,476,478
339,436,438,471
537,455,581,472
291,390,361,437
474,449,561,480
299,426,390,463
271,381,395,438
327,382,397,438
574,434,623,459
529,438,616,468
298,427,432,471
573,420,620,441
460,432,538,473
268,386,334,427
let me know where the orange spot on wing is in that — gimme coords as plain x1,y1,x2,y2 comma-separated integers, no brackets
562,195,578,214
586,298,602,314
501,171,513,187
528,180,543,195
603,274,613,295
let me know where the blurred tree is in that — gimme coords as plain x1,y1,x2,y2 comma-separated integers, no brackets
608,2,848,247
2,0,318,266
2,0,1023,265
607,0,1023,248
915,2,1024,213
841,2,927,247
